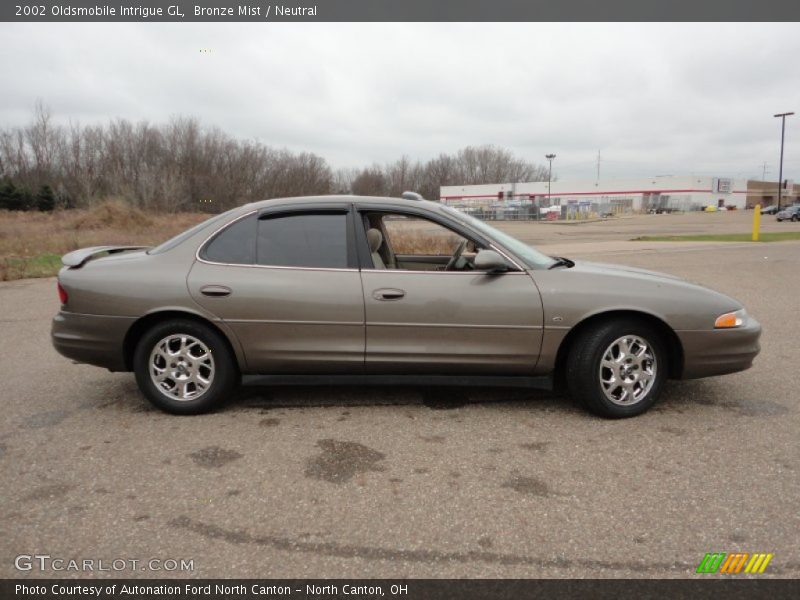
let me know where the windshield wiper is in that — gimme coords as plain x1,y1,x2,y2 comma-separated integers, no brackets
548,256,574,270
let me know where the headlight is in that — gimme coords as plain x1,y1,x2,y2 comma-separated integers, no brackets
714,308,747,329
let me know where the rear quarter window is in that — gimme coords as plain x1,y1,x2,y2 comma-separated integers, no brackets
201,214,257,264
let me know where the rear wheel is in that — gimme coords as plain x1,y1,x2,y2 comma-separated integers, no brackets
133,319,239,414
566,319,668,418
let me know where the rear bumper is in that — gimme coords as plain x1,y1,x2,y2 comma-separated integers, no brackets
676,317,761,379
51,311,134,372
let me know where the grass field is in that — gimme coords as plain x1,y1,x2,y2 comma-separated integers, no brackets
0,202,456,280
632,232,800,243
0,201,208,281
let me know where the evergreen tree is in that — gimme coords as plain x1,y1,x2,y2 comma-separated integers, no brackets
0,181,31,211
14,187,34,211
0,180,15,210
36,184,56,211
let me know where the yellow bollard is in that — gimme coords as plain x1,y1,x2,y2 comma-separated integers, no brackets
752,204,761,241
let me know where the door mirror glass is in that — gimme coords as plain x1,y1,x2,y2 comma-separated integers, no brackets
474,249,510,272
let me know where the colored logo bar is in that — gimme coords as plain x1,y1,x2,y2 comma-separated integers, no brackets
696,552,773,574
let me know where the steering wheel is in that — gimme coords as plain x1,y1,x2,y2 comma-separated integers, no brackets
444,239,468,271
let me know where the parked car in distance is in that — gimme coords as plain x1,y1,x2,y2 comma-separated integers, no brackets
52,195,761,419
759,204,779,215
776,205,800,221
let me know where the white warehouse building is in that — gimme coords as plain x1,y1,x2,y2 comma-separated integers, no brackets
440,175,748,219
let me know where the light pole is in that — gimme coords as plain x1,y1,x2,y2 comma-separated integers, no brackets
545,153,556,210
774,112,794,210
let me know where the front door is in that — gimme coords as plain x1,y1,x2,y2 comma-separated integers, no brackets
188,208,365,373
357,210,543,374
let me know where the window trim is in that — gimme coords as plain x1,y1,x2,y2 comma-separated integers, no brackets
196,207,359,272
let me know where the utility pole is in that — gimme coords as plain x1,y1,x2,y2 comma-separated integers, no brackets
761,162,769,181
774,112,794,211
596,150,601,182
545,153,556,202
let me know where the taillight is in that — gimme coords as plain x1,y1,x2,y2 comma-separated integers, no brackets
57,281,68,305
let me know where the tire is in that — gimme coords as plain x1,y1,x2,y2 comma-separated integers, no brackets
565,318,668,418
133,319,239,414
792,215,798,222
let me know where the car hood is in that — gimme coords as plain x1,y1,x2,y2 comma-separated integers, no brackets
570,260,685,283
533,259,745,331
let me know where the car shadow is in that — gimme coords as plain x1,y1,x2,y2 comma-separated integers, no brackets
83,373,784,418
229,382,572,414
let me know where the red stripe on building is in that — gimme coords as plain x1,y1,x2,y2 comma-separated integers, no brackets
441,189,716,200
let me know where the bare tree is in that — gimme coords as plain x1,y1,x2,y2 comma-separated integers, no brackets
0,105,548,211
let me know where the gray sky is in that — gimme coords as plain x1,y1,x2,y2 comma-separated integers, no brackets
1,22,798,181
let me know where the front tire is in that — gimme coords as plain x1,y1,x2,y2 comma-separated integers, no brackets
566,319,668,418
133,319,239,414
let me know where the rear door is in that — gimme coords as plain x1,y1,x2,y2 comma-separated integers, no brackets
188,205,365,373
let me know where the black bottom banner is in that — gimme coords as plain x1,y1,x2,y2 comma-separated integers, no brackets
3,579,800,600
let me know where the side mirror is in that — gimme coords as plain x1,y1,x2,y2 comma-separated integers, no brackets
474,249,510,273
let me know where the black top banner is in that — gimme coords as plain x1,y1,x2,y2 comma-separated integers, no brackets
2,0,800,22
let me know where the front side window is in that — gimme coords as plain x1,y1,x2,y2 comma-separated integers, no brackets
362,211,481,272
257,213,348,269
382,214,464,256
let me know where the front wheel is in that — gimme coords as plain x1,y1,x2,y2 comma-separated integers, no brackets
133,319,239,414
566,319,668,418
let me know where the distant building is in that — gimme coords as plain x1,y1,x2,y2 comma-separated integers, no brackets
746,180,799,208
440,175,752,219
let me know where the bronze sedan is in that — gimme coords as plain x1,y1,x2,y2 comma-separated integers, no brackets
52,195,761,418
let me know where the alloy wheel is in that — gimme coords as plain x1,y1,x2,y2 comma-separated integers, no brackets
148,334,215,401
598,335,657,405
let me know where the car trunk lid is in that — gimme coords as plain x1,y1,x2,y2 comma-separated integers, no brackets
61,246,151,268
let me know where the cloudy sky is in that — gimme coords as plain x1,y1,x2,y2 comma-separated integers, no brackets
1,22,798,181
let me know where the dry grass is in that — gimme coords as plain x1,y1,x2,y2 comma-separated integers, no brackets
0,204,474,281
383,218,461,255
0,200,209,281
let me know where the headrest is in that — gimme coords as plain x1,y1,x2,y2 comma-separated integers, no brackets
367,228,383,253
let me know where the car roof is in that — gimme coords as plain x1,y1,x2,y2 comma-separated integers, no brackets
242,195,444,213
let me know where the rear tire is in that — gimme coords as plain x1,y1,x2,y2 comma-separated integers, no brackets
133,319,239,414
565,318,668,418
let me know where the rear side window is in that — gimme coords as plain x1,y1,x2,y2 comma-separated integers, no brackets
202,214,257,264
257,213,348,268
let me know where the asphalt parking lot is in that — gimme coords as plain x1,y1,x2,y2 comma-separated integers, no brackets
1,214,799,579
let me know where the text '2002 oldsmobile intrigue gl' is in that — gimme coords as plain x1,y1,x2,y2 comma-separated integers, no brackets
52,195,761,418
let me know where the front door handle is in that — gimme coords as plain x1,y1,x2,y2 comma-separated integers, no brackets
200,285,232,297
373,288,406,301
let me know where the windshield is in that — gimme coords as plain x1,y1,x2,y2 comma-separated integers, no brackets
442,206,557,269
147,210,235,255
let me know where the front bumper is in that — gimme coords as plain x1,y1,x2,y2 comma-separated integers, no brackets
676,316,762,379
51,311,135,372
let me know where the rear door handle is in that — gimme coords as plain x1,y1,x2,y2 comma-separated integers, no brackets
200,285,232,297
373,288,406,301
